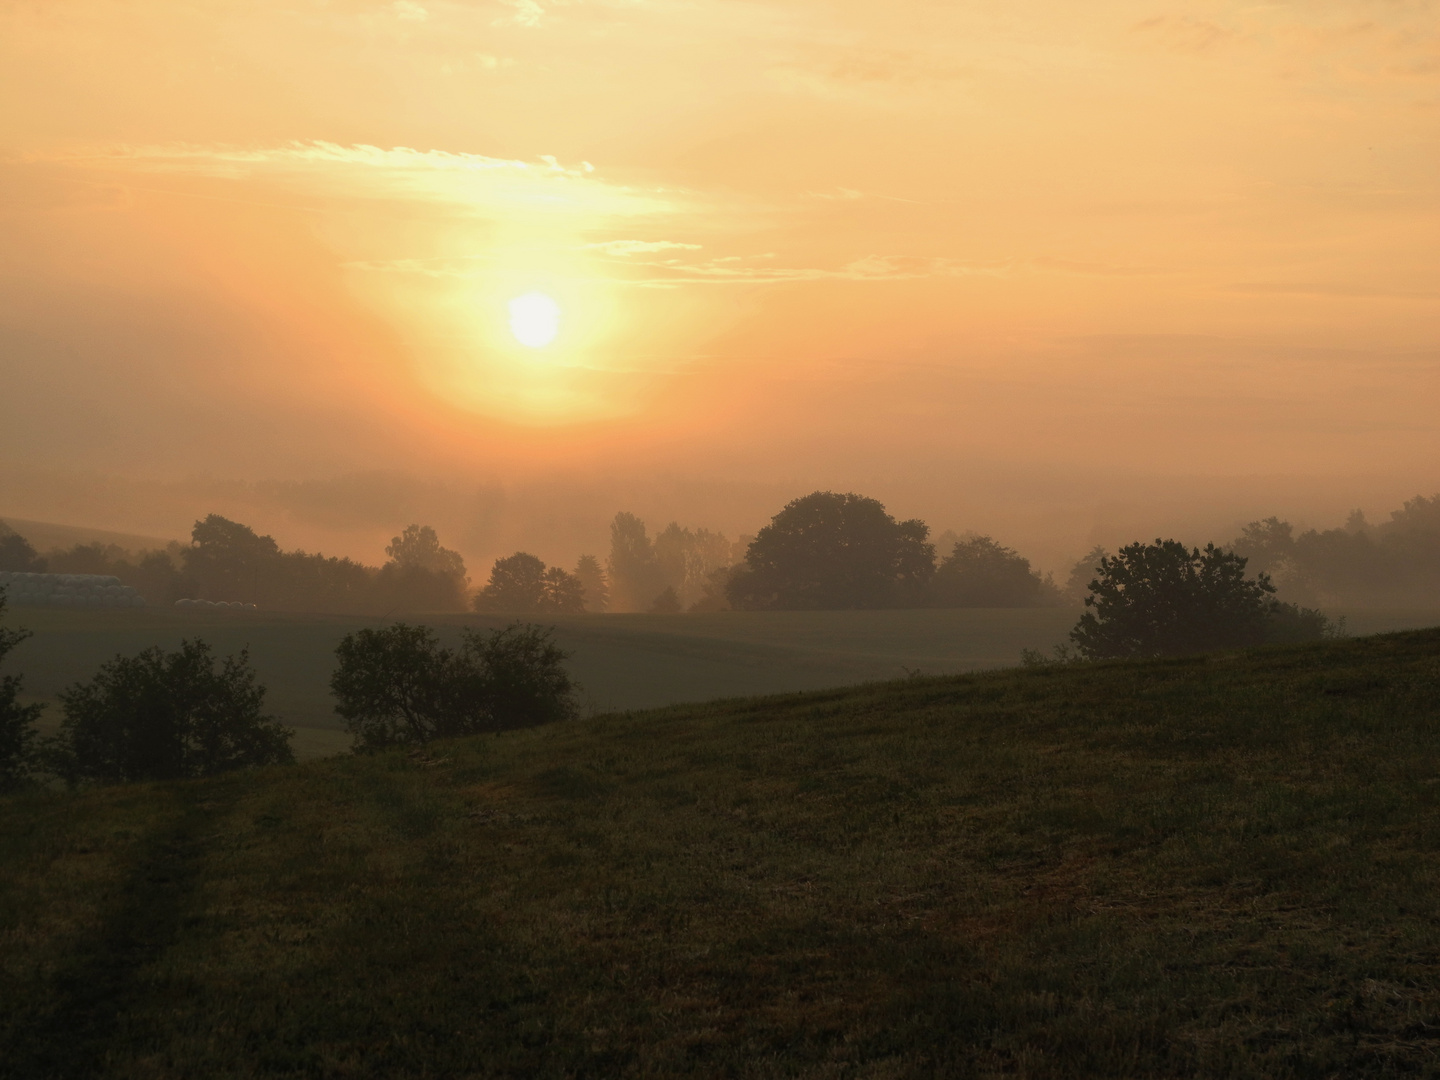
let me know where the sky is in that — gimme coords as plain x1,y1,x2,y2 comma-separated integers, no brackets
1,0,1437,572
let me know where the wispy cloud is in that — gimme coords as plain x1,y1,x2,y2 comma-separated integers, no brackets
345,251,1011,287
495,0,546,28
585,239,702,255
42,141,675,219
806,186,926,205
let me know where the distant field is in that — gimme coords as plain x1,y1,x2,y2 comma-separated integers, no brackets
8,605,1439,759
8,606,1085,755
4,628,1440,1076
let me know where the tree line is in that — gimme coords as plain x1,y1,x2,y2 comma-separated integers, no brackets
1229,497,1440,607
0,516,471,613
5,488,1438,618
474,495,1064,614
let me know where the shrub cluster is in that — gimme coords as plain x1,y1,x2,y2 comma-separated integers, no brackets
1069,540,1333,659
50,640,295,784
331,623,578,751
0,580,578,789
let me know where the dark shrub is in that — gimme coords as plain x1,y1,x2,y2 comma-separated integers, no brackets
53,639,294,784
1071,539,1330,660
332,622,577,752
0,589,43,792
463,623,578,731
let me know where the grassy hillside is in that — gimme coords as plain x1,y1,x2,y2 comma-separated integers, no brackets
10,606,1085,757
4,628,1440,1077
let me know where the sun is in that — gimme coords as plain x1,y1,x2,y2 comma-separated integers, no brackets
508,292,560,348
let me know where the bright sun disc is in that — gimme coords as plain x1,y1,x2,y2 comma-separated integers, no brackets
508,292,560,348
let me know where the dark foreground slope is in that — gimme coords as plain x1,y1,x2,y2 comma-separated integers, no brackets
3,630,1440,1078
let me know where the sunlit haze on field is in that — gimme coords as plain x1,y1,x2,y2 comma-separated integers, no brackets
1,0,1437,571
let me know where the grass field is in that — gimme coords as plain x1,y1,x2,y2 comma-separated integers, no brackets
9,606,1092,757
8,605,1437,760
3,627,1440,1076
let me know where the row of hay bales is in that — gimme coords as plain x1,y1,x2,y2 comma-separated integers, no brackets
0,571,146,608
175,599,258,611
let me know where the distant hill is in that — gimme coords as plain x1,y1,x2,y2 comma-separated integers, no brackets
4,628,1440,1075
0,516,179,555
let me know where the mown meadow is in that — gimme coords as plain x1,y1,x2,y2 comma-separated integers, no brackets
3,627,1440,1076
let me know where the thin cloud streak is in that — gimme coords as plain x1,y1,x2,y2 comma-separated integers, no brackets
34,141,679,219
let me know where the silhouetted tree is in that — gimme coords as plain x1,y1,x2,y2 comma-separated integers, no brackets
464,623,577,733
1070,539,1329,660
46,542,128,575
330,624,457,749
0,527,46,573
474,554,585,614
650,586,682,613
653,523,738,608
1231,517,1295,576
607,512,663,612
1063,545,1109,603
689,565,738,612
371,523,469,612
932,536,1060,607
332,622,576,751
1387,494,1440,535
131,549,195,606
0,590,43,791
726,491,934,610
50,639,294,784
475,553,548,612
573,554,608,612
1227,496,1440,607
385,524,467,580
541,566,586,613
184,515,281,601
34,541,196,607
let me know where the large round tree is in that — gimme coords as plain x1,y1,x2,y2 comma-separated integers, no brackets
726,491,934,610
1069,538,1326,659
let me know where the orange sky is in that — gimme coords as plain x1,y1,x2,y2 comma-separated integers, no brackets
1,0,1437,571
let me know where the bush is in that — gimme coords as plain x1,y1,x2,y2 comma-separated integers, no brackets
0,589,44,792
1265,601,1343,645
331,622,578,752
1070,539,1330,660
51,639,294,784
465,623,578,732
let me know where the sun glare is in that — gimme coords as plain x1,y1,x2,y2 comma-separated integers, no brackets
508,292,560,348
